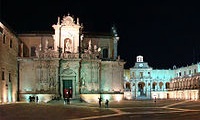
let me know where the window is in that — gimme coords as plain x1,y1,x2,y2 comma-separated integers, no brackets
194,69,197,74
9,73,11,82
125,82,131,89
0,27,3,34
184,71,186,76
132,72,135,78
179,72,181,77
140,72,143,78
189,70,191,75
102,48,108,58
2,71,5,80
31,46,36,56
3,34,6,44
10,39,12,48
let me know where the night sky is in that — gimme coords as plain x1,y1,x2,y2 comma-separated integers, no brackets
1,0,200,69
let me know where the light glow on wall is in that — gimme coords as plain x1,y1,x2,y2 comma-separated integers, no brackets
22,94,55,103
124,92,132,100
103,94,111,101
114,94,123,102
81,94,123,103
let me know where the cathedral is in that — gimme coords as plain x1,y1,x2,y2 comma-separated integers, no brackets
1,14,200,104
0,14,125,103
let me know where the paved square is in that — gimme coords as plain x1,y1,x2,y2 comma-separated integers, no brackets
1,100,200,120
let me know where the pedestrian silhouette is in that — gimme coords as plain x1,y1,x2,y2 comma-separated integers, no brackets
36,96,39,103
105,99,109,108
98,97,102,107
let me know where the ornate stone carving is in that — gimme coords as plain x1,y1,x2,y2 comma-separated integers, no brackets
61,15,74,26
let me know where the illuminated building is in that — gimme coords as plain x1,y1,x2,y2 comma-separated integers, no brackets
124,55,200,100
0,22,19,103
169,64,200,100
17,14,125,103
2,14,200,104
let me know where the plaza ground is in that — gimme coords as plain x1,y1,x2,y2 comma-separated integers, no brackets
1,99,200,120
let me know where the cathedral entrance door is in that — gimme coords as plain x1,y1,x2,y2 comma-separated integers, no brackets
138,82,145,96
63,80,73,98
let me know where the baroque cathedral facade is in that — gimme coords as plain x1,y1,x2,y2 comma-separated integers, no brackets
0,14,125,103
1,14,200,104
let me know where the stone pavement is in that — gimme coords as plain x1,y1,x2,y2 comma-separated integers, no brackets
68,99,200,120
1,99,200,120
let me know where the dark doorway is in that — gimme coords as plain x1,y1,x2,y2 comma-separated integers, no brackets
167,93,169,99
138,82,145,96
63,80,73,98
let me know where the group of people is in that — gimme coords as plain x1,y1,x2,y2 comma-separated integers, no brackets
98,97,109,108
29,96,39,103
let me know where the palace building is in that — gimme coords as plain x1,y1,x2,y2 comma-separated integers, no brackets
124,55,200,100
0,22,19,103
0,14,125,103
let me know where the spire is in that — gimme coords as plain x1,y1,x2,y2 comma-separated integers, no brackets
77,18,80,25
57,17,60,25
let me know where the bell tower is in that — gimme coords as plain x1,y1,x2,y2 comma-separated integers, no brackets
52,14,81,53
136,55,143,62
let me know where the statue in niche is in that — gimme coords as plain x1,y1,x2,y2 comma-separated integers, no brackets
94,45,97,52
65,39,72,52
88,40,92,54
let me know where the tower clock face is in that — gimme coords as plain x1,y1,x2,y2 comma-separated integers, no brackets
139,63,143,67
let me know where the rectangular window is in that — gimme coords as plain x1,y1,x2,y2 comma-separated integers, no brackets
0,27,3,34
140,72,143,78
3,34,6,44
10,39,13,48
102,48,108,58
179,72,181,77
184,71,186,76
189,70,191,75
2,71,5,80
194,69,197,74
132,72,135,78
9,73,11,82
31,46,36,56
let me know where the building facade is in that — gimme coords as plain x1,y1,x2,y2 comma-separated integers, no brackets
17,15,125,103
0,22,19,103
169,64,200,100
124,55,200,100
2,14,200,104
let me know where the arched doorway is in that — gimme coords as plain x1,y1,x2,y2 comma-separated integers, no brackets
159,82,163,90
152,82,157,91
166,82,170,89
138,82,145,96
125,82,131,91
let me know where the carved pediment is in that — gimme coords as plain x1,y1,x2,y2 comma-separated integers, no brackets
61,15,74,26
61,68,76,76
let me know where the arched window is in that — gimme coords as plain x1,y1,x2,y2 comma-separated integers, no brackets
125,82,131,89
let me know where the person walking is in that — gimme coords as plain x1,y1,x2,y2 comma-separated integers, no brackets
105,99,109,108
98,97,102,107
